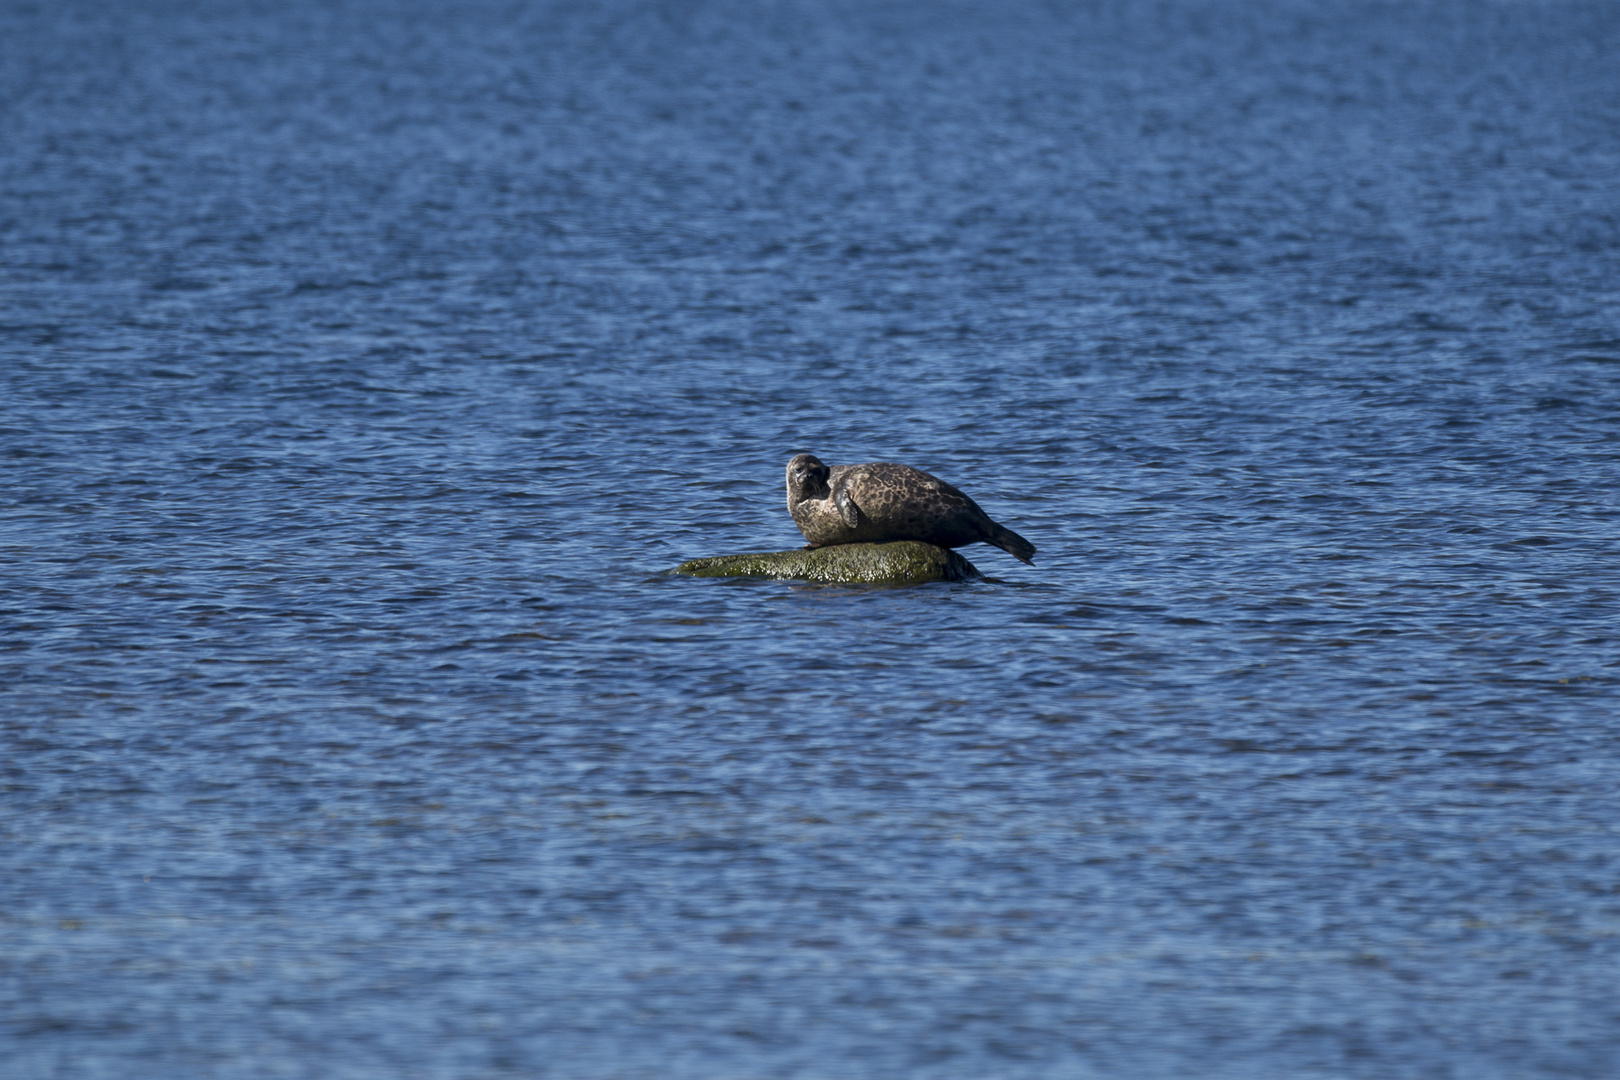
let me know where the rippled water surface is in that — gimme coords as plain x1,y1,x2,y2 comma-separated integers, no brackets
4,1,1620,1077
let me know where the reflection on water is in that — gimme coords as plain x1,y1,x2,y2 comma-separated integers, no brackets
3,0,1619,1076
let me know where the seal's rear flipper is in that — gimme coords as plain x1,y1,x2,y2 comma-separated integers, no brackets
989,524,1036,565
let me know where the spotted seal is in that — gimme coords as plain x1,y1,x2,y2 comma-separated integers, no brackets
785,454,1036,564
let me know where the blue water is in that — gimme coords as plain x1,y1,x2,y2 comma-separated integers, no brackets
4,1,1620,1077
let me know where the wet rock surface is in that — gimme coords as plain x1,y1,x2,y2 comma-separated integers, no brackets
674,541,981,584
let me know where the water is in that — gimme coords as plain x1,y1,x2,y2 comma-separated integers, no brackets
3,1,1619,1076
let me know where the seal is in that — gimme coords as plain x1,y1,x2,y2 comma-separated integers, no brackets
785,454,1036,564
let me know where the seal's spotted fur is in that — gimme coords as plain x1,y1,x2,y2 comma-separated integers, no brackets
785,454,1036,565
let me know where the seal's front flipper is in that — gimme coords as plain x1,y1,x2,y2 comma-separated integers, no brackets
835,486,862,528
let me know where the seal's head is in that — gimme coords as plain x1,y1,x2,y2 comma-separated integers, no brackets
786,453,831,504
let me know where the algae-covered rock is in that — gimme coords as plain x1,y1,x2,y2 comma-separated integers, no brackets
673,541,980,584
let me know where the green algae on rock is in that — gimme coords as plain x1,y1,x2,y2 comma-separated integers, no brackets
672,541,981,584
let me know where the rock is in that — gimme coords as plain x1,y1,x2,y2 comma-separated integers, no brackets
672,541,981,584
